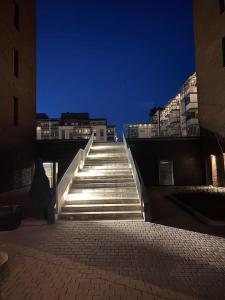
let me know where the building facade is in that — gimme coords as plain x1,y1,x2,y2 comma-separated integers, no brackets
36,113,117,142
127,73,200,139
180,73,199,137
0,1,36,203
127,124,152,139
193,0,225,139
193,0,225,187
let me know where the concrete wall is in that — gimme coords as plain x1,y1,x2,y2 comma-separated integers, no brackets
128,138,205,187
36,140,87,181
0,1,36,196
193,0,225,138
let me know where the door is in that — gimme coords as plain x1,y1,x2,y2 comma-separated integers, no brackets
159,160,174,185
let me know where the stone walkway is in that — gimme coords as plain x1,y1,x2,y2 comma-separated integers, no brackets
0,221,225,299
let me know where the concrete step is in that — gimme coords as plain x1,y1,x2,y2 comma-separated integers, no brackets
82,165,131,170
85,160,128,164
69,186,137,193
76,173,133,179
67,192,139,201
74,178,134,183
65,198,140,205
78,166,132,175
72,182,136,189
62,203,141,212
92,143,123,147
89,149,126,153
58,211,144,221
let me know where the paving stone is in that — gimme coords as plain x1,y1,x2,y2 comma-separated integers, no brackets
0,221,225,299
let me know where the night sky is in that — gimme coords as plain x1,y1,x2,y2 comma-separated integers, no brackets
37,0,195,134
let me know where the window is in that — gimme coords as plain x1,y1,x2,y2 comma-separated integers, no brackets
13,97,19,126
100,129,104,137
223,37,225,67
13,48,19,77
220,0,225,13
14,1,19,30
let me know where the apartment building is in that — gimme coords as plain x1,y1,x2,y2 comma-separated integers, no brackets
180,73,199,137
166,95,181,136
0,1,36,202
127,73,199,139
107,126,118,142
36,113,117,142
127,124,152,139
36,113,59,140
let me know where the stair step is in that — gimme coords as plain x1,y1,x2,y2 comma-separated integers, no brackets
69,187,137,192
78,170,133,174
72,182,136,188
73,178,134,184
67,193,138,201
82,165,131,170
65,198,140,205
58,211,144,221
62,203,141,212
76,175,133,180
58,141,143,222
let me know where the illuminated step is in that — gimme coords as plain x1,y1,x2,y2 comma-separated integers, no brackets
58,141,143,221
76,173,133,178
65,198,140,205
62,203,141,212
82,164,130,168
69,187,138,193
73,178,134,183
67,192,139,201
72,183,136,189
58,211,143,221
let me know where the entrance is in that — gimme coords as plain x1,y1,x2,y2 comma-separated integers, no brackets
159,160,174,185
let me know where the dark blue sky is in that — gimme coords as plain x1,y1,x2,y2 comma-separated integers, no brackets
37,0,195,133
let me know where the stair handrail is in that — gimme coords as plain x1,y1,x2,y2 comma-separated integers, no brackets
123,134,148,212
56,133,94,215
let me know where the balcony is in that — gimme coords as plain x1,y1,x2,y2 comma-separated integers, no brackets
186,102,198,112
186,118,199,126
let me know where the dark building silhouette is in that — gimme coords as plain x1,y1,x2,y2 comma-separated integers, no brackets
0,1,36,205
193,0,225,186
193,0,225,139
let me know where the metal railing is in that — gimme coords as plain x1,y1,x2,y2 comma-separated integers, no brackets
123,134,148,214
56,133,94,215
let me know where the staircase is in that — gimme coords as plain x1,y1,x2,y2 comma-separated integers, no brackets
58,142,144,221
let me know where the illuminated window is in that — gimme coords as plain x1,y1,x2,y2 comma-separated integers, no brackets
220,0,225,13
13,97,19,126
14,1,19,30
13,48,19,77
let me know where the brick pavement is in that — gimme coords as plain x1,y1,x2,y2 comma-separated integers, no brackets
0,221,225,299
